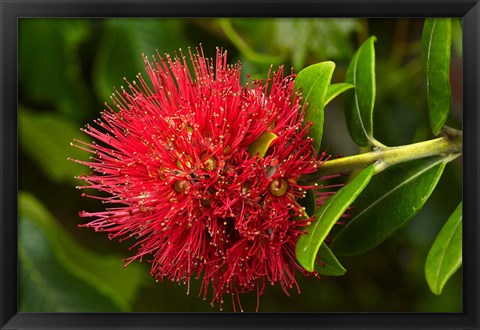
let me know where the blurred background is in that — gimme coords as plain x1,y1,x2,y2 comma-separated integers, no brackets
18,18,463,312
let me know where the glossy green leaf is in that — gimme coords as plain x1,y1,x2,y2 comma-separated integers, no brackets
19,213,121,312
295,61,336,151
18,108,89,183
331,156,448,257
316,243,347,276
19,192,147,311
422,18,452,135
248,132,278,158
344,36,377,147
425,202,462,295
296,164,375,272
324,83,354,106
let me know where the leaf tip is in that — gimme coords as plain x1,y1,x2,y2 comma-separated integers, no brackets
295,240,315,272
427,281,443,295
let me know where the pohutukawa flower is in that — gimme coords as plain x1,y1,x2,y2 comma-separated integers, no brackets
71,47,331,311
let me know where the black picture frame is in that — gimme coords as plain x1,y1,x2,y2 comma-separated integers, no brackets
1,0,479,329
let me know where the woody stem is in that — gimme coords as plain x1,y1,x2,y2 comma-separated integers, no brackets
305,127,462,181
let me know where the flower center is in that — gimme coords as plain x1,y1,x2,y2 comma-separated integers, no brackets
177,155,193,170
174,180,189,193
269,178,288,196
203,157,217,171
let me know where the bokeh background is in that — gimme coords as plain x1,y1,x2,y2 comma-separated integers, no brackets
18,18,463,312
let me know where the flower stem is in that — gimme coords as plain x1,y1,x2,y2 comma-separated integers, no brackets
306,128,462,181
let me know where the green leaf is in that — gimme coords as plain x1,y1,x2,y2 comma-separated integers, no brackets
274,19,360,69
18,108,89,183
324,83,354,106
19,192,147,311
19,211,121,312
452,18,463,58
295,61,336,151
248,132,278,158
94,19,189,102
331,156,448,257
298,189,316,218
296,164,375,272
344,36,377,147
316,243,346,276
218,19,287,65
19,19,94,123
422,18,452,135
425,202,462,295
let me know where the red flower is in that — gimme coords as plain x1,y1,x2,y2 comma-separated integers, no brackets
72,48,328,311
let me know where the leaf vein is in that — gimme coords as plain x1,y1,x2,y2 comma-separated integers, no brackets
433,217,462,288
347,159,443,225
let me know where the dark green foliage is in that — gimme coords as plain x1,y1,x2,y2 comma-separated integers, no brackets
422,18,452,135
344,36,376,146
425,202,462,295
331,157,448,256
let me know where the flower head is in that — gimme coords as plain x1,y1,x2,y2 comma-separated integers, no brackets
72,47,328,311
